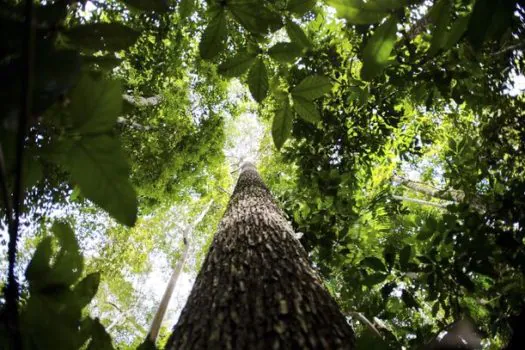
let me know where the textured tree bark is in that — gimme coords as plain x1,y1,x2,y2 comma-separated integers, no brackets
165,162,354,349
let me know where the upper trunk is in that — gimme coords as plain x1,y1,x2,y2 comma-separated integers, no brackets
166,163,354,349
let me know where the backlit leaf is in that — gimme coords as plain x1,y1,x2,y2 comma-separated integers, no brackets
287,0,316,17
268,42,303,63
199,9,227,59
292,96,321,123
327,0,389,24
272,98,293,150
291,75,332,100
360,15,398,81
361,257,387,271
247,58,269,102
120,0,169,12
218,52,256,77
285,21,312,48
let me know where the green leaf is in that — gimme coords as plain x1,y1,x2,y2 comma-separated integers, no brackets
66,135,138,226
247,58,269,102
268,42,303,63
74,272,101,309
51,222,83,286
428,0,452,56
444,14,470,50
25,237,53,284
327,0,389,24
178,0,195,18
218,52,256,77
401,289,420,309
285,21,312,48
383,244,396,269
287,0,316,17
360,15,398,81
64,23,140,52
361,257,387,271
87,319,114,350
120,0,169,12
455,271,475,292
399,245,411,268
292,96,321,123
137,339,157,350
363,272,387,286
291,75,332,100
228,0,282,33
69,74,122,135
272,98,293,150
82,55,122,71
199,10,227,59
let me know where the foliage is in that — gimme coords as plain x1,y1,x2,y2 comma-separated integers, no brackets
1,0,524,349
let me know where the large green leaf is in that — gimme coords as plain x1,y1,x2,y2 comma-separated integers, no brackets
228,0,282,33
69,74,122,135
178,0,195,18
74,272,101,309
25,237,53,285
120,0,169,12
361,256,387,271
50,222,84,286
327,0,389,24
247,58,269,102
268,42,303,63
292,96,321,123
444,13,470,50
218,52,256,77
399,245,412,269
66,135,138,226
291,75,332,100
272,98,293,150
64,23,140,52
360,15,398,81
285,21,312,48
428,0,452,56
287,0,316,17
199,9,227,59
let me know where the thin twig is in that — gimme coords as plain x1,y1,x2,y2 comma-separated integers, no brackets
6,0,35,346
0,145,13,228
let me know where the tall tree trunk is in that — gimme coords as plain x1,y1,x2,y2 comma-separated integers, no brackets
166,162,354,349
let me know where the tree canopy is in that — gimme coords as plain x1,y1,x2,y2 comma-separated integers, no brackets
1,0,524,349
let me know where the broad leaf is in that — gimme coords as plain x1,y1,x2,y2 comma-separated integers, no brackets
87,319,114,350
120,0,169,12
399,245,412,268
69,74,122,135
74,272,101,309
64,23,140,52
363,272,387,286
286,21,312,48
444,14,470,50
361,257,387,271
199,9,227,59
287,0,316,17
428,0,452,56
179,0,195,18
66,135,138,226
247,58,269,102
401,289,420,309
82,55,122,71
51,222,83,286
218,52,256,77
292,96,321,123
327,0,389,24
360,15,398,81
291,75,332,100
272,98,293,150
268,42,303,63
25,237,53,285
228,0,282,34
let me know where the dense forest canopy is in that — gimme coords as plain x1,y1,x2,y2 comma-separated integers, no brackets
0,0,524,348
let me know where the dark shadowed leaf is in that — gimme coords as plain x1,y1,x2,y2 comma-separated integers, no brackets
401,289,420,309
248,58,269,102
120,0,169,12
428,0,452,56
64,23,140,52
399,245,412,268
361,256,387,271
179,0,195,18
272,98,293,150
287,0,316,17
87,318,114,350
444,14,470,49
199,9,227,59
363,272,387,286
74,272,101,309
293,96,321,123
228,0,282,33
360,15,398,81
25,237,53,284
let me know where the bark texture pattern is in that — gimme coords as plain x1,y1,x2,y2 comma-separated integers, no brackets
166,163,354,349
